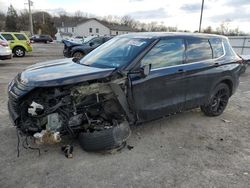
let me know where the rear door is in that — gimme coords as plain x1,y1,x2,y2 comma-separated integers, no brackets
183,37,225,109
130,38,188,121
14,33,30,51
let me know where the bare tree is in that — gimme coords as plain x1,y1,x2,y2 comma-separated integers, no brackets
0,12,5,31
5,5,18,31
121,15,136,28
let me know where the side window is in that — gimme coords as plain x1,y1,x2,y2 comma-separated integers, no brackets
209,38,224,58
141,38,185,69
14,34,27,40
223,38,236,57
1,34,14,41
90,38,103,45
186,38,212,63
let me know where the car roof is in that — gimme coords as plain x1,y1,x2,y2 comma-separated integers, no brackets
1,32,24,34
119,32,227,40
0,32,28,36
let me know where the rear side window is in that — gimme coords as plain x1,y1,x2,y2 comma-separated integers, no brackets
14,34,27,40
209,38,224,58
1,34,14,41
223,38,236,57
186,38,212,63
141,38,185,69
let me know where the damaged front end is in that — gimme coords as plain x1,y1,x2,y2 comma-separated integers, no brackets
8,73,133,152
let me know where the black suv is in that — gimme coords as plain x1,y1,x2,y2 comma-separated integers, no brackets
8,33,242,152
63,36,111,58
30,35,53,43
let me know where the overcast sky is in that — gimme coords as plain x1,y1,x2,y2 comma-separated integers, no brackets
1,0,250,33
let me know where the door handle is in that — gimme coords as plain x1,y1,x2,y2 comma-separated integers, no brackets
177,69,185,73
214,63,220,67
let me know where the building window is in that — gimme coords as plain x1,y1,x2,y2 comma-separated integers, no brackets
89,28,92,33
96,28,99,33
116,31,118,35
72,27,74,33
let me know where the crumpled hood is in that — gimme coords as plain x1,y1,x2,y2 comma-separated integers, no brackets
20,58,115,87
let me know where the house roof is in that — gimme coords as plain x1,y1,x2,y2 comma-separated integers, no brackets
102,23,134,32
57,18,135,32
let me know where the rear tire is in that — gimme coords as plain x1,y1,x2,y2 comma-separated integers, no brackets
201,83,230,116
13,47,25,57
78,121,131,152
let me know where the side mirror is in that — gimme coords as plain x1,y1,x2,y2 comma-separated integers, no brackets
89,42,94,46
141,64,151,77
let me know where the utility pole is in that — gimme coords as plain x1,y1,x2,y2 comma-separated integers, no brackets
42,12,45,25
199,0,205,33
28,0,34,35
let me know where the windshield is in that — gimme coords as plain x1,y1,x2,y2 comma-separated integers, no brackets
80,37,153,68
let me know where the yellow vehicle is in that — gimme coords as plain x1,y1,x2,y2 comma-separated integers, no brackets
0,32,32,57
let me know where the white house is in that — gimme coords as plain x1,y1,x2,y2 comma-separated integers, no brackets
57,18,134,37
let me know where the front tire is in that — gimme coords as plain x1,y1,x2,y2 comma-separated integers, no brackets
72,51,84,59
78,121,131,152
13,47,25,57
201,83,230,116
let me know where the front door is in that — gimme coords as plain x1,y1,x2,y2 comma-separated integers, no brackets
129,38,188,122
1,33,15,49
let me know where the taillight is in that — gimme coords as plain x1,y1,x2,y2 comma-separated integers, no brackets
236,55,244,64
26,40,31,45
0,40,9,47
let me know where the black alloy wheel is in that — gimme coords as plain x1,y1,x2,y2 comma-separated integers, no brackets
201,83,230,116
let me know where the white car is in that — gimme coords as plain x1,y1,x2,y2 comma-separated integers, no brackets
0,34,12,59
66,35,98,44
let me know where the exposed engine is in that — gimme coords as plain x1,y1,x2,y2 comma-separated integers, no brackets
17,79,129,143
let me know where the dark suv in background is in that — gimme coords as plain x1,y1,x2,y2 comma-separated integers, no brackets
8,33,242,152
63,36,111,58
30,35,53,43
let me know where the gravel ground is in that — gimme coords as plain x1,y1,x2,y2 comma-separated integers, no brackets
0,43,249,188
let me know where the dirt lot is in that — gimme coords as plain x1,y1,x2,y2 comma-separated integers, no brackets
0,43,249,188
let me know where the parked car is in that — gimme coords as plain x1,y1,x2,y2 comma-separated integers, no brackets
30,35,53,43
8,33,242,152
67,36,84,44
0,34,12,59
0,32,32,57
63,36,112,58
